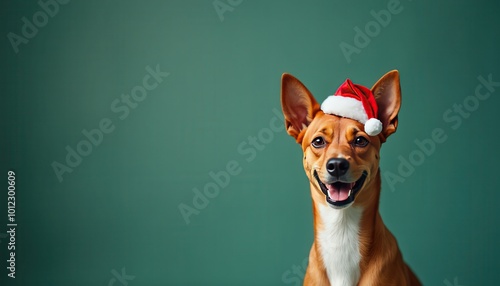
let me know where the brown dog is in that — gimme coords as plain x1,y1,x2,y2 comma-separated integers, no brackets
281,70,421,286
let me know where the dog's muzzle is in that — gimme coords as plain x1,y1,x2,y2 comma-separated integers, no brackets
313,170,368,209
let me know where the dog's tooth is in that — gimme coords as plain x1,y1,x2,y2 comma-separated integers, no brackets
348,189,352,197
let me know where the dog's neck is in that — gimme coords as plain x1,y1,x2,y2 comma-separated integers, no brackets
315,202,363,286
311,172,382,285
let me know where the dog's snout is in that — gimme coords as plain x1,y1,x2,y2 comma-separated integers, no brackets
326,158,349,178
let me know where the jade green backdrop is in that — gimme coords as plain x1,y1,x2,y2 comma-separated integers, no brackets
1,0,499,285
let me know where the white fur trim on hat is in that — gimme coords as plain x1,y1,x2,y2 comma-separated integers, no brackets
364,118,382,136
321,96,368,123
321,95,383,136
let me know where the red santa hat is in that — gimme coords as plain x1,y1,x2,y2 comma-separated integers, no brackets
320,79,382,136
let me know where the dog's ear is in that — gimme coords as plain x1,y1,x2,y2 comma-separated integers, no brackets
371,70,401,142
281,73,321,142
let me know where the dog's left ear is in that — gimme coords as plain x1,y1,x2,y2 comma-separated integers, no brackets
371,70,401,142
281,73,321,143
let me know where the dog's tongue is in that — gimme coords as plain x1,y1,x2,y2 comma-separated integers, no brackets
327,182,354,202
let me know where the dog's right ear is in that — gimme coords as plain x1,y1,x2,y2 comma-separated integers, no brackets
281,73,321,142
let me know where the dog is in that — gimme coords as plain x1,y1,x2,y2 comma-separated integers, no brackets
280,70,421,286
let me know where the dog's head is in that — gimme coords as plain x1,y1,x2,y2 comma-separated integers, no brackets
281,71,401,209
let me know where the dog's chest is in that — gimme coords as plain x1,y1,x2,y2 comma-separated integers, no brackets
317,205,363,286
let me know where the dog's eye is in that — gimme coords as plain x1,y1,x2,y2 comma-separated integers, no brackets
312,137,326,148
354,136,369,147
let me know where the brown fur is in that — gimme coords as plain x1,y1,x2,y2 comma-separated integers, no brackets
281,70,421,285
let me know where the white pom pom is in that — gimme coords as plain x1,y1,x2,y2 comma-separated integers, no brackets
364,118,382,136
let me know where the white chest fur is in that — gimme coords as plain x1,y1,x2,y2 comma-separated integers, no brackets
317,204,363,286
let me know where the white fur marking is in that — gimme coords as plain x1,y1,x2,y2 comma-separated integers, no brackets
317,204,362,286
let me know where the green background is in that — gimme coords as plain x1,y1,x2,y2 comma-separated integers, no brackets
1,0,499,285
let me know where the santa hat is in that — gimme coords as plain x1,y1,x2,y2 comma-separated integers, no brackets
320,79,382,136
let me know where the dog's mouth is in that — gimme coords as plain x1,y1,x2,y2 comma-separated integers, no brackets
313,170,368,209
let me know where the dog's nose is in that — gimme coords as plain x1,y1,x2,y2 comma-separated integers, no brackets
326,158,350,178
